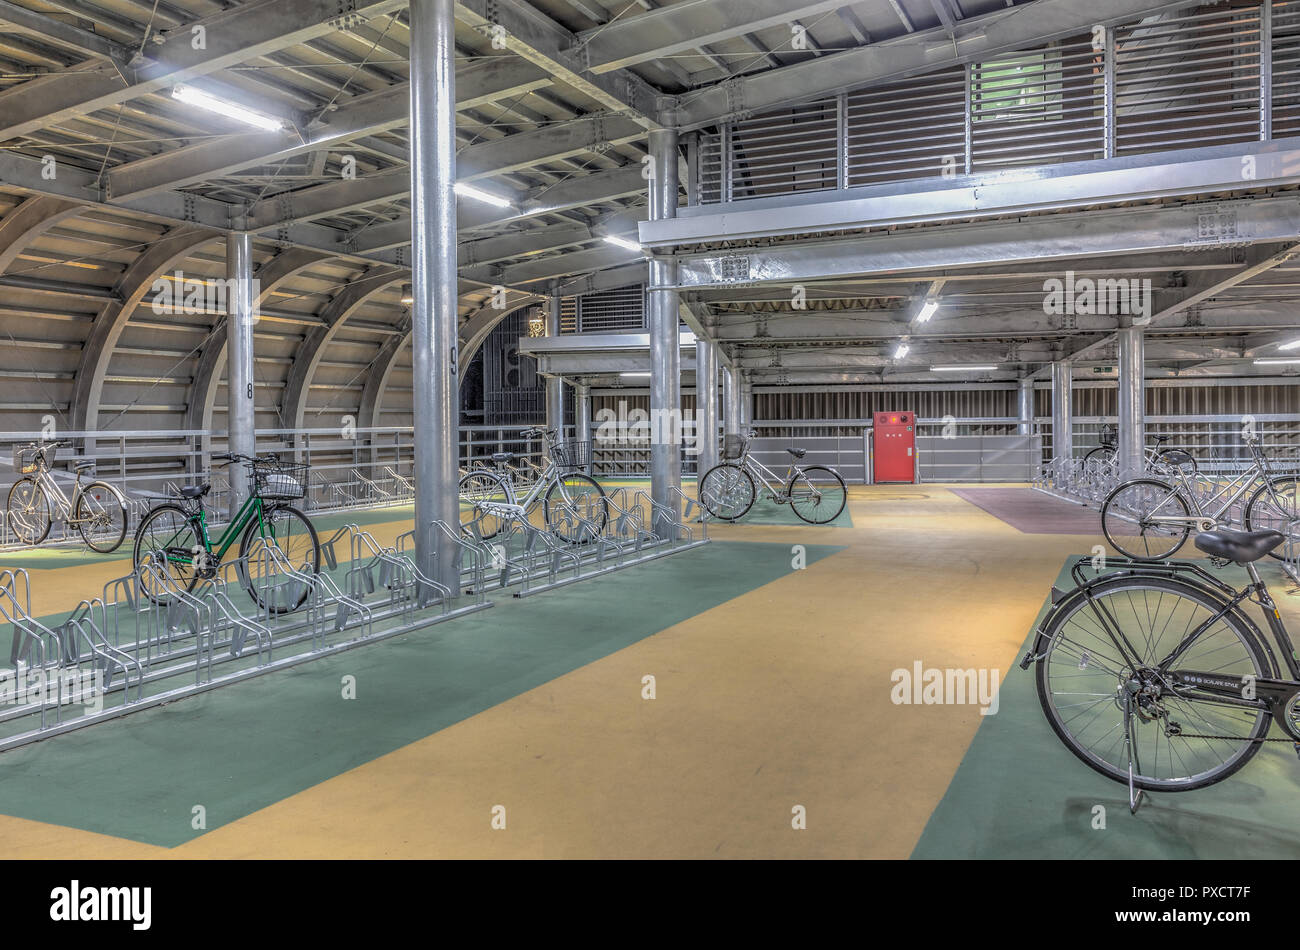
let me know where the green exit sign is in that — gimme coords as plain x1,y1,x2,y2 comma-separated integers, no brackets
1093,366,1114,374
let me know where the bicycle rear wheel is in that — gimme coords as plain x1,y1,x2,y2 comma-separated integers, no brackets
75,482,127,553
1035,575,1271,792
458,470,509,540
1244,476,1300,560
1101,479,1190,560
6,477,49,545
787,465,847,524
132,503,202,605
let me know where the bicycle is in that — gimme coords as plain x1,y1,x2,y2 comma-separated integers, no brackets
458,427,609,544
6,440,128,552
697,431,847,525
1022,526,1300,807
1100,435,1299,561
1082,425,1198,479
131,452,320,612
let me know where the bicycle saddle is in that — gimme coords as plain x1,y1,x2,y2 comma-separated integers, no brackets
178,484,210,500
785,447,807,459
74,461,95,473
490,452,516,463
1152,434,1169,444
1194,528,1286,564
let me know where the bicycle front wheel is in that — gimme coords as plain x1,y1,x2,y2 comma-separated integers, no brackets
75,482,128,553
787,465,847,524
239,504,321,613
132,503,202,605
698,463,755,521
1035,574,1271,792
6,477,49,545
1244,475,1300,560
1101,479,1190,560
544,473,608,544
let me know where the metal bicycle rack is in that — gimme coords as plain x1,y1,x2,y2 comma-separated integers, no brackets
0,520,490,752
458,483,708,597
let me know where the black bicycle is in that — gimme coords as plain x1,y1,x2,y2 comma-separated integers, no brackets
1023,527,1300,809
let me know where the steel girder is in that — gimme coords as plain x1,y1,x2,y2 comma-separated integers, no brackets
70,227,217,432
0,0,408,143
667,196,1300,289
0,195,84,273
641,139,1300,249
107,59,554,203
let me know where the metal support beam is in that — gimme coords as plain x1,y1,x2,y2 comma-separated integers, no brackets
409,0,460,594
0,195,83,274
648,127,680,533
1117,325,1145,479
545,290,564,436
1018,377,1034,437
225,231,256,517
1051,360,1073,460
574,380,591,446
723,365,740,440
694,338,718,480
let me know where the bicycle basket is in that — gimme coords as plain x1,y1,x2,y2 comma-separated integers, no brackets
552,441,591,472
722,434,748,461
251,459,308,500
12,444,42,475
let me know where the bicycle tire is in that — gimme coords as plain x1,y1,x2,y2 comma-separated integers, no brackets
1244,475,1300,561
74,481,128,553
6,477,49,545
1035,573,1272,792
239,504,321,613
786,465,847,524
1153,448,1198,476
699,463,756,521
132,503,202,605
543,473,608,543
1101,478,1191,560
458,469,509,540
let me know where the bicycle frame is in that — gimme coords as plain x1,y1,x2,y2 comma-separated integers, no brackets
1143,442,1287,527
29,463,115,527
161,492,272,567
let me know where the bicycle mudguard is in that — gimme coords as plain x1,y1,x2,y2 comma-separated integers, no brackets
1019,557,1280,678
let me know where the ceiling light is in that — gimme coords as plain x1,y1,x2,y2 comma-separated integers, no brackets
454,182,512,208
1254,358,1300,365
400,283,413,305
1278,338,1300,351
620,371,650,377
603,235,641,252
893,342,909,359
915,299,939,323
171,84,284,131
931,365,997,372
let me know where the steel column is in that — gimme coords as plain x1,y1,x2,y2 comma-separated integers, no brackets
694,339,719,479
740,374,753,428
648,127,681,530
575,381,591,444
1018,378,1034,436
1117,325,1146,478
1051,360,1073,460
225,230,256,519
723,365,740,438
408,0,459,593
545,291,564,438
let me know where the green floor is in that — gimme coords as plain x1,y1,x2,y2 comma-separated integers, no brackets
912,558,1300,859
0,539,842,847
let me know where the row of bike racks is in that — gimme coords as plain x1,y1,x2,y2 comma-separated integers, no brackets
457,484,708,597
0,483,710,750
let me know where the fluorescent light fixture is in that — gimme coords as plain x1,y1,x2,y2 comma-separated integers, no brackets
620,371,651,377
603,235,641,252
931,365,997,372
893,342,909,359
454,182,512,208
1278,338,1300,351
400,283,413,305
915,299,939,323
1254,358,1300,365
171,85,284,131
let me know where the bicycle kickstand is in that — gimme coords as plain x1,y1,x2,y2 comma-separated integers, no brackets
1123,691,1145,815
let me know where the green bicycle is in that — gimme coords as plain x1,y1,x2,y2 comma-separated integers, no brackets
131,452,321,612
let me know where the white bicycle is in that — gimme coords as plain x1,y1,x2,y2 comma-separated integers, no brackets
7,439,128,552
